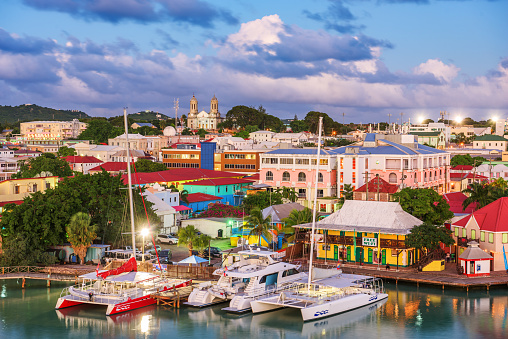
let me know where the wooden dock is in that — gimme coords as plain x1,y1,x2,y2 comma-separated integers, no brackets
151,285,195,308
0,265,97,287
341,264,508,291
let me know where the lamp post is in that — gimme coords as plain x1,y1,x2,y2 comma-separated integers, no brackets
141,228,149,262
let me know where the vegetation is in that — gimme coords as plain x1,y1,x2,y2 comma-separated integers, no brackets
180,189,189,204
281,207,315,233
221,105,284,132
393,188,453,225
178,225,200,256
290,119,309,133
12,153,73,179
128,111,168,121
324,138,354,147
66,212,97,265
450,154,485,167
339,184,354,205
57,146,77,157
196,128,207,138
197,203,245,218
0,236,56,266
462,181,508,210
244,208,272,246
234,125,259,139
303,111,350,135
132,159,167,172
78,118,123,144
0,104,89,124
405,223,455,259
194,234,212,258
242,190,283,214
275,187,298,203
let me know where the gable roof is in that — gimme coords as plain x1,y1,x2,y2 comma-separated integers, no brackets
262,203,305,223
185,193,223,203
89,162,129,172
449,173,489,181
451,165,473,171
64,156,103,164
474,135,507,142
354,177,398,194
442,192,477,214
452,197,508,232
183,178,254,186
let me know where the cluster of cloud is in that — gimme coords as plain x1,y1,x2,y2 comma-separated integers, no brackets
0,13,506,120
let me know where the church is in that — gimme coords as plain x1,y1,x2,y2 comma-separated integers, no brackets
186,95,224,130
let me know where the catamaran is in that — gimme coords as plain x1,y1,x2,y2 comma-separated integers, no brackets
185,247,306,312
56,108,191,316
250,117,388,321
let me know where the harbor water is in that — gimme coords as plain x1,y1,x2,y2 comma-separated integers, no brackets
1,279,507,338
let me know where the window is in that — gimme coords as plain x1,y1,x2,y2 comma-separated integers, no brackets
389,173,397,183
340,158,343,170
317,190,324,198
471,229,476,240
462,228,466,237
455,227,459,236
280,158,293,165
489,233,494,243
503,233,508,244
296,158,309,165
14,185,19,194
352,172,356,184
282,268,300,277
298,189,306,198
298,172,306,182
318,172,323,182
352,158,356,169
282,171,290,182
46,183,51,189
340,172,343,183
32,184,37,193
266,171,273,181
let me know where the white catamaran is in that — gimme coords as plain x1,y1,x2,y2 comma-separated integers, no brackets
250,117,388,321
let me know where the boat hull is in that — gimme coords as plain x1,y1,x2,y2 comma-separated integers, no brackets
300,293,388,321
250,300,284,314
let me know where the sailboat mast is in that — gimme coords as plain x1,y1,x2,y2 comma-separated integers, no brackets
123,108,137,258
308,116,323,287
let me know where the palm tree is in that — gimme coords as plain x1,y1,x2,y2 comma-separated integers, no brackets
338,184,354,205
180,189,189,204
281,207,315,234
178,225,199,256
244,207,272,246
194,234,212,258
462,182,500,210
66,212,97,265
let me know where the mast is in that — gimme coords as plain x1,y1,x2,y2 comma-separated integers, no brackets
124,108,137,258
308,116,323,287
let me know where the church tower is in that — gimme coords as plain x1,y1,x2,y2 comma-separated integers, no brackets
210,95,218,117
189,95,198,117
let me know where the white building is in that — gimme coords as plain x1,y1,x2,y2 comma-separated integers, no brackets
143,190,177,235
20,119,87,140
451,125,492,138
249,130,276,143
473,135,508,152
409,122,451,143
209,136,254,151
272,132,313,146
108,133,149,152
495,119,507,136
186,95,224,130
71,143,125,162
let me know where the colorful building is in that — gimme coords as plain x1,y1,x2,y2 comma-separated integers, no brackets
182,178,253,206
214,150,264,173
181,193,223,214
0,176,59,215
20,119,87,141
353,177,398,202
63,156,104,174
293,200,422,267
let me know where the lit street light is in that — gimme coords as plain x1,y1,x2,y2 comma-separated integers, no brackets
141,228,149,262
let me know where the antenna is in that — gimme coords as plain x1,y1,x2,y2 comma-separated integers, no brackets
174,98,179,133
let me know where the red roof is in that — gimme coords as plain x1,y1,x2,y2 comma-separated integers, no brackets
354,177,398,194
0,200,23,207
453,197,508,232
186,193,223,203
64,156,103,164
442,192,477,214
449,173,489,181
245,173,260,180
120,168,244,185
451,165,473,171
183,178,254,186
173,205,192,211
89,162,129,172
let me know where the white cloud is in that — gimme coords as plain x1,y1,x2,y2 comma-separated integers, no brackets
413,59,460,83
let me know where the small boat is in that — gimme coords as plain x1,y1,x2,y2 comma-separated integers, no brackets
55,257,191,315
185,247,306,312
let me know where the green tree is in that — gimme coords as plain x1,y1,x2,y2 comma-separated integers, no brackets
290,120,309,133
57,146,77,157
242,190,283,214
197,128,207,138
12,153,73,179
339,184,354,205
462,182,506,210
324,138,354,147
304,111,340,135
393,188,453,225
0,235,56,266
78,118,123,144
180,189,189,204
405,223,455,262
181,128,193,135
194,234,212,257
66,212,97,265
281,207,314,233
178,225,199,256
244,207,272,246
133,159,167,172
450,154,485,167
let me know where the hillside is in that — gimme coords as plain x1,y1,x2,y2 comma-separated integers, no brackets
0,104,89,124
128,111,169,121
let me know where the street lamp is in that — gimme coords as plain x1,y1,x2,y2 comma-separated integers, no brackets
141,228,149,262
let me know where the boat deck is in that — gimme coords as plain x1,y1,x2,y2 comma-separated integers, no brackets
151,285,194,308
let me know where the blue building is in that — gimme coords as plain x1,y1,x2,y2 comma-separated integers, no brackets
200,142,216,170
183,178,253,206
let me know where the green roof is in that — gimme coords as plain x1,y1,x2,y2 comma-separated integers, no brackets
409,132,441,137
474,134,507,141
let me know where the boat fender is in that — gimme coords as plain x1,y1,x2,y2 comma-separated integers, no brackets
88,292,93,301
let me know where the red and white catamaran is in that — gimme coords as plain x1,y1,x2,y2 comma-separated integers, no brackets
55,257,191,315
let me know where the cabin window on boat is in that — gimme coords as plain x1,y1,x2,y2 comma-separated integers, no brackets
282,269,299,277
259,273,278,285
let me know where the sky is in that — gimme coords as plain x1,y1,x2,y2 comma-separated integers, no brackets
0,0,507,124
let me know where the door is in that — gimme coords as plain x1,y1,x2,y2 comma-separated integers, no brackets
334,245,338,261
382,249,387,265
356,247,363,263
347,247,351,261
368,248,373,264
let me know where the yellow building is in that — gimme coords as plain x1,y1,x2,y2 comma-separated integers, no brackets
0,175,59,215
294,200,423,267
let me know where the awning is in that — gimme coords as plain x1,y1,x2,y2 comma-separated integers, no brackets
177,255,208,265
173,205,192,211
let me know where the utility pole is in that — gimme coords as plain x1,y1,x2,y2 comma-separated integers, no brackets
375,174,381,201
363,171,370,201
342,112,345,135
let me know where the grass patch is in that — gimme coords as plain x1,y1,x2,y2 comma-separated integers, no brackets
211,238,234,250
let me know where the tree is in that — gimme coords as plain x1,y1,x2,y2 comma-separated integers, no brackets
290,120,309,133
197,128,207,138
66,212,97,264
324,138,354,147
242,190,283,214
78,118,123,144
393,188,454,225
133,159,167,172
303,111,340,135
181,128,193,135
194,234,212,257
405,223,455,261
0,235,56,266
339,184,354,205
450,154,484,167
178,225,199,256
180,189,189,204
244,208,272,246
57,146,77,157
462,182,507,210
12,153,73,179
281,207,315,234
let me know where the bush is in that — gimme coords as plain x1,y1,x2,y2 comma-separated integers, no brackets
197,203,245,218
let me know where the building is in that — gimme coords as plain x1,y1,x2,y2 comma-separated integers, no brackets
186,95,224,130
111,150,151,162
293,200,422,266
108,133,149,152
162,148,201,169
452,197,508,271
451,125,491,138
272,132,312,146
63,156,103,174
408,122,451,144
262,202,305,229
475,163,508,180
353,177,398,202
495,119,507,136
26,144,60,153
0,158,21,181
473,134,508,152
71,143,124,163
182,178,253,206
409,131,446,149
143,190,177,234
214,150,264,173
88,162,129,175
209,136,254,151
442,192,477,215
449,172,488,192
249,131,276,143
181,193,223,214
0,176,59,215
458,241,493,277
20,119,87,142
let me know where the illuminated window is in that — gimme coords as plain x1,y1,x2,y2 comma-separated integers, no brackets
471,229,476,240
503,233,508,243
340,158,343,170
462,228,466,237
352,172,356,184
340,172,343,183
480,231,485,242
352,158,356,169
489,233,494,243
454,227,459,236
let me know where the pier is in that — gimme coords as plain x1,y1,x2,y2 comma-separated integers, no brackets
151,285,195,308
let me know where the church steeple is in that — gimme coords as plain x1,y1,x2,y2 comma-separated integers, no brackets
189,94,198,117
210,95,218,116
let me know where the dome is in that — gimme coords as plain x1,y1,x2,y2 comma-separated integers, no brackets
191,95,198,102
163,126,177,136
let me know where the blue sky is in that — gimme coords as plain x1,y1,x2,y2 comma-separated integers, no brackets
0,0,507,123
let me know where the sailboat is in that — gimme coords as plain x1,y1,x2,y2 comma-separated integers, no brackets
55,109,191,316
250,117,388,321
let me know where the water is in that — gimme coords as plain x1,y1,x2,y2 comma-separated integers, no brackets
1,279,507,339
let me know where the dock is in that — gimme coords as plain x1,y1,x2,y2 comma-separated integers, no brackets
151,285,195,308
0,265,96,287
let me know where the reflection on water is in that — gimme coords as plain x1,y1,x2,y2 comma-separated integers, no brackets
1,279,508,338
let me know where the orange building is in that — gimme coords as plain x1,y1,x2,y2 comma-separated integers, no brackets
162,149,201,169
214,150,264,173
